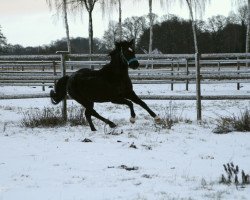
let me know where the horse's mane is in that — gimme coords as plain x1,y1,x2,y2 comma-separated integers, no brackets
108,49,117,57
108,41,130,57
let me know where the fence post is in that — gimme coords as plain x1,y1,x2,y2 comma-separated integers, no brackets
177,62,180,75
151,58,154,69
171,62,174,91
246,54,249,68
56,51,69,121
53,61,57,89
42,64,45,91
237,57,240,90
217,61,221,72
185,59,189,91
195,53,202,122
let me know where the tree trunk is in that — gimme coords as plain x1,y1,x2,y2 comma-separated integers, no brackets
88,11,94,54
241,20,246,52
246,0,250,54
186,0,198,53
62,0,71,53
118,0,122,41
148,0,153,54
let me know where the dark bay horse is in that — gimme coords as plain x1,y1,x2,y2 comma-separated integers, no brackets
50,40,159,131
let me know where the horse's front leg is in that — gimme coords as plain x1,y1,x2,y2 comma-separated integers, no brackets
127,91,160,123
111,98,136,123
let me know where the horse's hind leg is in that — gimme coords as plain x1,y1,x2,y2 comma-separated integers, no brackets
111,98,136,123
90,108,116,128
84,101,116,131
85,109,97,131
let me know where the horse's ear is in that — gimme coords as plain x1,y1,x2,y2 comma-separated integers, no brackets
115,41,121,49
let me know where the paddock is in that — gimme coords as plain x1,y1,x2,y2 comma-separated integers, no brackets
1,54,250,200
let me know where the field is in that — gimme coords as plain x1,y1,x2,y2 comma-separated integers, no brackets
0,83,250,200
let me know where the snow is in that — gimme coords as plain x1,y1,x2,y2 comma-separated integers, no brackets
0,83,250,200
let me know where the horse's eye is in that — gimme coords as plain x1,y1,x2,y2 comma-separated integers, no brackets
128,47,133,52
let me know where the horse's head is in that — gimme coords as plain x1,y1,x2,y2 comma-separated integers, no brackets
114,39,139,69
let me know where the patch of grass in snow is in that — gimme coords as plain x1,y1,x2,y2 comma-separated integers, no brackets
67,106,87,126
203,190,229,200
213,108,250,134
21,106,87,128
0,105,14,111
220,163,250,187
155,101,192,129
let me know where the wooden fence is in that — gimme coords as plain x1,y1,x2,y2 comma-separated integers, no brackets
1,52,250,121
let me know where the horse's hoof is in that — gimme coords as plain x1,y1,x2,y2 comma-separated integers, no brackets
91,128,97,131
130,117,136,124
154,116,161,124
109,122,117,128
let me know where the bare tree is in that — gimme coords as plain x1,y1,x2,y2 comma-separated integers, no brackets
103,21,120,49
72,0,98,54
0,25,7,52
228,5,248,25
100,0,123,40
123,16,147,47
185,0,198,53
117,0,122,40
233,0,250,53
103,16,146,49
160,0,209,53
247,0,250,53
184,0,210,53
46,0,72,53
207,15,227,33
148,0,153,54
136,0,156,54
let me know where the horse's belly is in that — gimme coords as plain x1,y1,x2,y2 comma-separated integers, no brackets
77,79,119,101
68,75,131,102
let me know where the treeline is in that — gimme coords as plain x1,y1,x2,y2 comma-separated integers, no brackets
138,15,246,54
1,37,106,55
0,13,247,55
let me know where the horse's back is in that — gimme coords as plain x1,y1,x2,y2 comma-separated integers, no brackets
73,68,97,77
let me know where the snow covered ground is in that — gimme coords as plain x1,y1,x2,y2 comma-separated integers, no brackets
0,83,250,200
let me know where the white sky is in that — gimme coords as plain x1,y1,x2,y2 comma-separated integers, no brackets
0,0,236,47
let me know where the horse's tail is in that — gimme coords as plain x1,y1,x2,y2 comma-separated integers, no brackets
50,75,69,105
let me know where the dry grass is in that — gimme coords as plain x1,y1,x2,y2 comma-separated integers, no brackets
156,101,192,129
213,109,250,134
21,106,87,128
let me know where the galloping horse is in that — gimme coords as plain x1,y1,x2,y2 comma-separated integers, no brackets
50,40,159,131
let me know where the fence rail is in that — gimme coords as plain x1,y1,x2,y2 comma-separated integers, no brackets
1,52,250,122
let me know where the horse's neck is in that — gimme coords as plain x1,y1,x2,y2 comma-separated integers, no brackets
112,55,128,74
101,55,129,78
